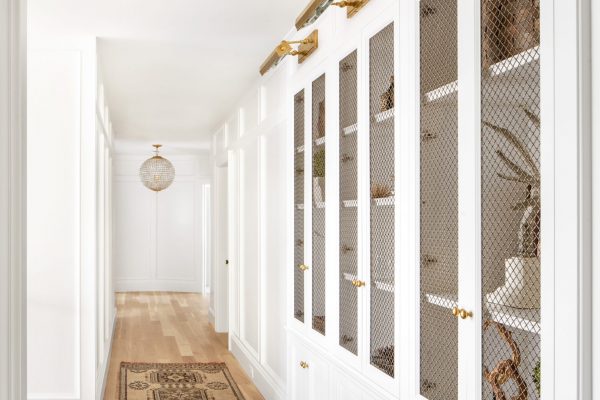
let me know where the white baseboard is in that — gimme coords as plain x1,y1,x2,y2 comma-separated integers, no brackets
97,311,118,400
115,279,203,292
28,396,79,400
230,335,286,400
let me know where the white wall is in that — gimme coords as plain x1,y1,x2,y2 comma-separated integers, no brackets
113,151,210,293
27,37,116,400
211,59,289,399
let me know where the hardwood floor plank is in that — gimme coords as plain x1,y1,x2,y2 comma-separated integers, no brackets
103,292,265,400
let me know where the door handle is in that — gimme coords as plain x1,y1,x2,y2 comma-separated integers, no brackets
225,259,229,265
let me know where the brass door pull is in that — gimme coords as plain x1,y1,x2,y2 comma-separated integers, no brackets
352,280,366,288
300,361,309,369
452,306,473,320
299,264,310,272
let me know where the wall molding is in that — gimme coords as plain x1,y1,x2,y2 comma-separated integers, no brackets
230,336,285,400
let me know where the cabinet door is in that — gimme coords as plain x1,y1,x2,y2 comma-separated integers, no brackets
290,342,311,400
312,74,327,336
478,1,541,399
339,50,360,356
367,21,396,381
294,89,306,324
419,1,459,399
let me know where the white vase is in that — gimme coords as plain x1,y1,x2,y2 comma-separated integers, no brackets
486,256,540,309
313,177,325,203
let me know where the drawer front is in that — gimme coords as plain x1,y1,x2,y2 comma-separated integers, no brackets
289,340,331,400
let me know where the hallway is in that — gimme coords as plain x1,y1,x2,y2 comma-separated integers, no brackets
103,293,264,400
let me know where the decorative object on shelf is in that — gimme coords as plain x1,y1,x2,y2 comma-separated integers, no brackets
313,149,326,202
533,361,541,396
341,244,354,254
313,315,325,333
421,379,437,393
420,4,437,17
296,239,304,247
421,254,438,264
372,345,394,376
139,145,175,192
295,310,304,319
484,107,541,309
260,30,319,75
483,320,527,400
380,75,394,112
341,334,354,344
482,0,540,68
295,0,370,30
341,153,354,163
371,183,393,199
340,61,354,72
295,166,304,176
317,100,326,138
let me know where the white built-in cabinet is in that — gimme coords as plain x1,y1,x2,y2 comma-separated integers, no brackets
286,0,580,399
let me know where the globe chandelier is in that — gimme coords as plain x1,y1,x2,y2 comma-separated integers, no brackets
139,144,175,192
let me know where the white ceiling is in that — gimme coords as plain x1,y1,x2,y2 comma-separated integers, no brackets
29,0,304,143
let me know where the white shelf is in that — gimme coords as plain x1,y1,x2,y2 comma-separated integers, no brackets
374,108,394,123
343,199,357,208
374,280,394,293
296,204,304,210
343,123,358,136
296,145,305,153
314,201,326,209
423,46,540,105
372,196,395,207
343,272,357,282
314,136,326,146
489,46,540,77
425,293,540,334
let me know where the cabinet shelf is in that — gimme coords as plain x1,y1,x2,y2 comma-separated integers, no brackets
296,145,305,153
423,46,540,106
342,199,357,208
314,136,326,146
374,108,394,123
425,293,540,334
372,196,394,206
342,123,358,136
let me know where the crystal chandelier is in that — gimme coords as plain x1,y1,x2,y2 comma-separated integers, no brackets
139,144,175,192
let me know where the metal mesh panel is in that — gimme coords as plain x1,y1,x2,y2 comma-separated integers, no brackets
369,23,395,377
339,51,358,354
481,1,541,399
294,90,305,323
312,74,327,335
419,1,458,398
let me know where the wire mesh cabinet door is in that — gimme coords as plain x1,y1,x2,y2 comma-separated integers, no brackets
453,0,544,399
365,20,397,392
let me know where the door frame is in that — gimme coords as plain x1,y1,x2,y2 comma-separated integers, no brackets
0,0,26,398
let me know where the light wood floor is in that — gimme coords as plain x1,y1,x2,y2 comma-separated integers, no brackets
103,292,264,400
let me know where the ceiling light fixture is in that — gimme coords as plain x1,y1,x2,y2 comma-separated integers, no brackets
139,144,175,192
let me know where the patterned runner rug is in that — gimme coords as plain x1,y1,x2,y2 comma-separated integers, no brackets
119,362,246,400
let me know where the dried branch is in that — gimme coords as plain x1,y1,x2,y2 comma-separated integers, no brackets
483,121,540,178
496,150,537,183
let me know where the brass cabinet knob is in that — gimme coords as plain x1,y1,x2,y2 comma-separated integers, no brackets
459,309,473,320
452,306,473,320
351,279,366,288
300,361,309,369
299,264,309,272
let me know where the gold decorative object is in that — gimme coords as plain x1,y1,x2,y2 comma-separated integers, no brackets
298,264,310,272
295,0,370,30
371,183,393,199
351,279,366,288
139,145,175,192
483,320,528,400
260,30,319,75
380,75,394,112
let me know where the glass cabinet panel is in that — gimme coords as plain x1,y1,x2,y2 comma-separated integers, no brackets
294,90,305,323
312,74,327,335
369,23,395,377
480,1,541,399
339,51,359,355
419,1,459,399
